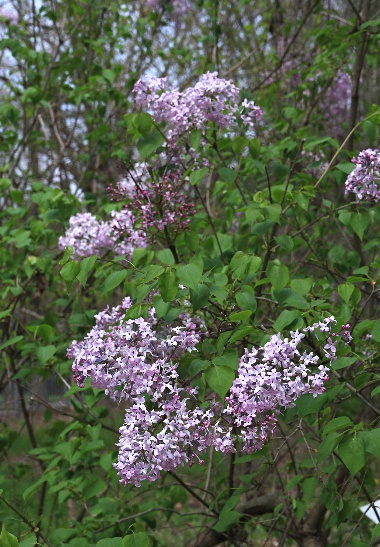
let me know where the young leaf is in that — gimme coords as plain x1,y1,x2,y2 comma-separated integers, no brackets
206,365,235,399
100,270,128,297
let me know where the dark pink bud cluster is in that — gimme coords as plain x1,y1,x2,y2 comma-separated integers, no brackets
109,170,195,241
345,149,380,202
58,211,147,260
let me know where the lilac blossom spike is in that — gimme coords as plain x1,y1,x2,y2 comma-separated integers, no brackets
58,210,147,260
133,72,262,148
345,148,380,202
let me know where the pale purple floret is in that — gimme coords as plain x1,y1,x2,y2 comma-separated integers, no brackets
345,148,380,202
133,72,262,147
0,8,18,24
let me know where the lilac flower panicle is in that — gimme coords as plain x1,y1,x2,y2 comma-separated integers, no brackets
58,213,113,258
133,72,262,149
59,210,147,260
321,70,351,138
225,318,337,453
67,297,206,402
345,148,380,202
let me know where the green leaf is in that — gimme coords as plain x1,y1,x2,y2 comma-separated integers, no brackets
189,359,211,376
156,249,175,265
189,167,208,186
267,261,289,291
206,365,235,399
122,532,152,547
332,356,357,370
0,525,19,547
296,392,328,417
323,417,353,436
36,345,56,365
336,162,354,175
23,478,47,502
141,264,163,282
213,510,241,532
188,129,202,150
0,335,24,351
337,434,365,476
363,120,378,147
273,310,301,332
60,260,80,282
371,385,380,397
372,320,380,342
96,539,123,547
229,326,253,344
100,270,128,297
274,234,294,253
213,349,238,370
290,278,313,296
248,137,261,158
190,284,210,312
136,131,164,159
158,271,178,302
218,167,236,184
133,113,153,135
338,283,354,304
363,429,380,459
282,291,309,310
350,212,371,240
59,245,73,265
177,264,202,291
236,287,257,312
318,432,341,463
229,310,252,322
76,255,97,288
361,18,380,29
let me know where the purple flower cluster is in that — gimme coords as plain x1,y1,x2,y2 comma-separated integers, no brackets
68,297,204,403
68,296,214,486
109,170,196,241
345,148,380,202
68,305,345,486
0,8,18,25
225,317,337,453
58,211,147,260
321,70,351,138
133,72,262,147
